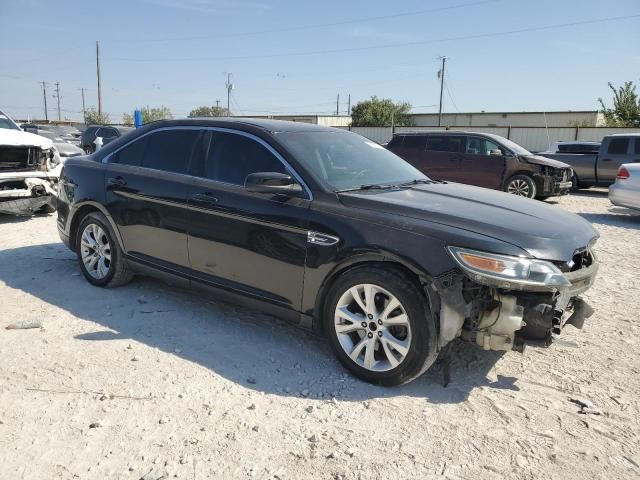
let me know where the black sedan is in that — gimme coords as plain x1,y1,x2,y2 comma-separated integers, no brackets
56,119,599,385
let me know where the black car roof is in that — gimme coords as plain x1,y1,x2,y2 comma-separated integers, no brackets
146,117,338,134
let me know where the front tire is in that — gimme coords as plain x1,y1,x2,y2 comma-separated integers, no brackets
324,265,438,386
76,212,132,288
505,174,537,198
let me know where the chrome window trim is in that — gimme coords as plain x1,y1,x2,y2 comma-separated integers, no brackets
102,125,313,200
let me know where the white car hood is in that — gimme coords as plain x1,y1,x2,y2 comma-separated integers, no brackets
0,129,54,149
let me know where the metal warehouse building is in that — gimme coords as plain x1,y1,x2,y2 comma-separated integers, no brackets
409,110,602,128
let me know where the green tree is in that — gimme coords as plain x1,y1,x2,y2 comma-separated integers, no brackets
350,96,413,127
141,105,172,123
122,112,134,126
189,105,231,117
598,81,640,127
84,107,110,125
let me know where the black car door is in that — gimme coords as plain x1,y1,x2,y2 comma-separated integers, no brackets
186,129,310,311
104,128,200,279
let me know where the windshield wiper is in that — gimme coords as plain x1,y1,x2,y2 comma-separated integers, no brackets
336,183,395,193
395,178,434,187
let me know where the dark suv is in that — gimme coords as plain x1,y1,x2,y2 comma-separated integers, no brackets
80,125,134,153
57,119,598,385
387,131,573,199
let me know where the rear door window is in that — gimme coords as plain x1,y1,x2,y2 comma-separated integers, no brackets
402,136,426,150
447,136,465,153
608,138,630,154
140,129,199,174
635,138,640,155
112,135,148,166
426,136,465,153
426,136,447,151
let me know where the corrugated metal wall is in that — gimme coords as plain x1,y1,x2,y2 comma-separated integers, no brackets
341,126,640,152
576,128,640,141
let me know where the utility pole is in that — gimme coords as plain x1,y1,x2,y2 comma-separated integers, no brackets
216,99,220,111
336,94,340,116
225,73,233,116
347,94,351,116
80,88,87,124
438,56,446,127
54,81,61,120
40,81,48,121
96,41,103,118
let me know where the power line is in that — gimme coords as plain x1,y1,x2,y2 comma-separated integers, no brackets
106,14,640,63
445,82,461,113
105,0,500,44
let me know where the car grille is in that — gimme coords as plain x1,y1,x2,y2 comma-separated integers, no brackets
553,168,572,183
569,249,595,272
0,146,41,172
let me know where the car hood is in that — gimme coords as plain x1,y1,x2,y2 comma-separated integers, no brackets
522,154,571,169
0,128,54,149
54,142,83,155
338,182,597,262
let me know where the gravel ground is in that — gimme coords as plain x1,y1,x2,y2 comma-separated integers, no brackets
1,190,639,480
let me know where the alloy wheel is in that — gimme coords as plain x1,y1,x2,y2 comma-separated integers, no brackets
507,179,531,197
80,223,112,279
334,283,412,372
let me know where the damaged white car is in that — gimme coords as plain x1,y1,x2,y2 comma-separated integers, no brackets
0,111,62,216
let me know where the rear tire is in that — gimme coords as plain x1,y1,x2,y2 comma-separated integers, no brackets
324,265,438,386
76,212,132,288
505,174,537,199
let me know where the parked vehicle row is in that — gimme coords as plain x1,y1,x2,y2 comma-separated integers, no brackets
386,131,573,199
57,119,599,385
80,125,133,153
539,134,640,188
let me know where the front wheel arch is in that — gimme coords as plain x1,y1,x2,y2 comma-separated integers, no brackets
69,202,125,252
313,257,430,335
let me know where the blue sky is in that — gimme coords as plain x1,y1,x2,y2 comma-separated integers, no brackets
1,0,639,122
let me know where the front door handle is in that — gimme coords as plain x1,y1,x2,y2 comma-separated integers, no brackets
192,192,219,204
107,176,126,187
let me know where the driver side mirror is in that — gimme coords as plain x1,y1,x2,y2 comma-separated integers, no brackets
245,172,303,195
489,149,503,156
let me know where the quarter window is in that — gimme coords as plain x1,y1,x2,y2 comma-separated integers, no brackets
203,132,286,185
608,138,630,154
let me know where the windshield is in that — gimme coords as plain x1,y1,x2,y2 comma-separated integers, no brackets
0,115,20,131
277,130,428,191
490,135,532,155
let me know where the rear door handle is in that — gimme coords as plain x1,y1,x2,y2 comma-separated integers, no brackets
192,192,219,204
107,176,126,187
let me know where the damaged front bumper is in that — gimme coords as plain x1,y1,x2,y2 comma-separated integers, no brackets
0,165,61,216
433,249,599,353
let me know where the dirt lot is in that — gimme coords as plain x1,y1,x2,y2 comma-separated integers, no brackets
1,190,639,480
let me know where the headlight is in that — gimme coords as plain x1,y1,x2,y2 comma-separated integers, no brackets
448,246,570,290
